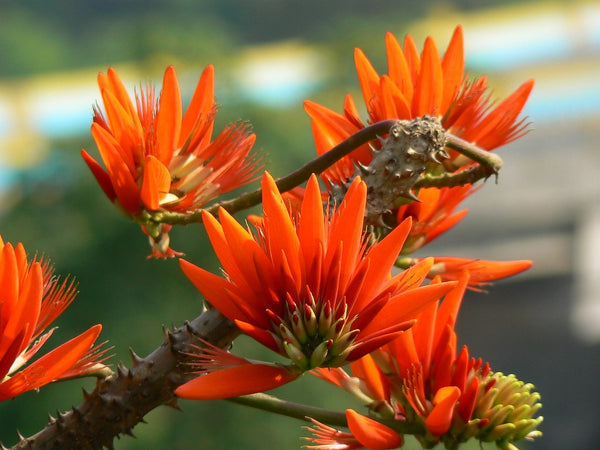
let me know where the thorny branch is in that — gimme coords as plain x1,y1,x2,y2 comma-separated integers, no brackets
10,309,239,450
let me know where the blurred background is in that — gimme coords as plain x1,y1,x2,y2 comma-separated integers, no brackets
0,0,598,449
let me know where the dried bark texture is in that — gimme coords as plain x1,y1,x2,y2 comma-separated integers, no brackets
329,116,448,227
11,308,239,450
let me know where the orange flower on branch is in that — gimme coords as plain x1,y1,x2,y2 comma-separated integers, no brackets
304,25,534,251
309,273,542,449
82,65,260,257
0,237,108,401
416,256,533,289
175,172,457,400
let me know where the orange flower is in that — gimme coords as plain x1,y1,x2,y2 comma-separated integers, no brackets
305,410,403,450
176,172,456,400
0,237,108,401
310,273,542,448
82,65,260,257
424,256,532,289
304,25,534,252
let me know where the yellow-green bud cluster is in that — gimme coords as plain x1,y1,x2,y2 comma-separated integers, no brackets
474,372,543,449
268,295,359,371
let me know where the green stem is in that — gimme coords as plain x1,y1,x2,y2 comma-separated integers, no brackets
149,119,398,225
415,164,497,189
445,134,503,174
229,392,426,435
229,392,347,427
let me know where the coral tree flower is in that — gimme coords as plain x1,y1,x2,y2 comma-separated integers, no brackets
398,256,533,289
176,172,457,400
310,273,542,449
0,237,107,401
304,25,534,251
306,409,403,450
82,65,260,257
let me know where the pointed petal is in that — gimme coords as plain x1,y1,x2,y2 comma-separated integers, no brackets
261,172,302,288
297,174,325,266
441,25,465,113
0,329,27,381
354,48,380,114
175,363,298,400
179,259,254,324
349,354,389,401
411,298,439,380
140,155,171,210
98,88,140,170
216,207,273,297
349,322,415,361
90,123,140,214
350,218,411,313
425,386,460,436
434,271,469,345
155,66,182,164
361,282,457,337
385,32,413,105
234,320,280,353
180,65,215,149
105,67,140,121
413,36,443,117
304,100,359,155
470,79,535,149
329,177,366,291
81,149,117,202
346,409,403,449
0,325,101,400
379,75,412,120
403,34,421,86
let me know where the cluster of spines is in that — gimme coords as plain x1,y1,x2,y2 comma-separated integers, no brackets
329,116,448,228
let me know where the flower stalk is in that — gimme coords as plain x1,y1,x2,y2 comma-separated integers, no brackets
145,119,502,228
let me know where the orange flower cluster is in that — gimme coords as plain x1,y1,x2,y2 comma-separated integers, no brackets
308,274,542,449
0,237,107,401
70,23,542,450
176,172,456,400
82,65,260,257
304,25,534,254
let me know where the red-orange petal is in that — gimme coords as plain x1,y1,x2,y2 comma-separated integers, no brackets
297,174,325,266
234,320,280,353
379,75,412,120
261,172,302,288
90,123,140,214
346,409,403,449
180,64,215,149
304,100,359,157
441,25,465,113
81,149,117,202
352,218,412,313
413,36,443,117
140,155,171,210
155,66,182,165
362,282,457,336
354,48,381,112
425,386,460,436
403,34,421,87
385,32,413,104
175,363,299,400
349,354,389,402
179,258,254,325
0,324,101,401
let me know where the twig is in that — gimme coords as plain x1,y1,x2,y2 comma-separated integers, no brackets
149,119,398,225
